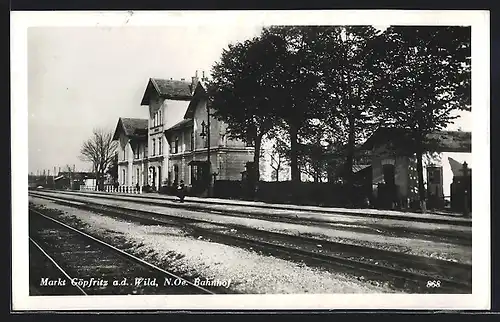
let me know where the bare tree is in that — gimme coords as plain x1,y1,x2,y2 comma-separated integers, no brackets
80,128,117,191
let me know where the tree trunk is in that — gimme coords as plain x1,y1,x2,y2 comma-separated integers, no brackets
253,136,262,182
415,146,427,213
345,114,356,203
289,123,300,183
98,171,104,191
251,135,262,198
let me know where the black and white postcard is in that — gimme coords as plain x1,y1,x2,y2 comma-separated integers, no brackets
11,10,490,311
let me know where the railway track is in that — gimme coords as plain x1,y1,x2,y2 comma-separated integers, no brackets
29,207,217,295
39,189,470,227
32,190,471,246
30,192,472,293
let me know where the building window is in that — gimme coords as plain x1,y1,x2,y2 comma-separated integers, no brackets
135,145,140,159
175,137,179,154
136,168,140,185
427,167,442,184
152,110,162,128
122,169,126,185
191,131,195,151
122,149,126,161
159,139,162,155
152,139,156,156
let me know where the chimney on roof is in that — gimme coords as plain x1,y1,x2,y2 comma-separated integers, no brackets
181,78,185,81
191,70,199,93
201,70,208,82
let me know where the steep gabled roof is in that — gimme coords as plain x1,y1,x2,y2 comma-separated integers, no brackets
360,127,471,153
140,78,193,105
184,81,208,119
112,117,148,140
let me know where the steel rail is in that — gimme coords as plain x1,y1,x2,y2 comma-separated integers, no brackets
29,237,88,295
30,193,471,293
29,207,216,295
29,192,472,272
30,190,471,247
35,189,472,227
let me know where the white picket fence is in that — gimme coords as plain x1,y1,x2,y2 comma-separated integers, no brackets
80,185,143,194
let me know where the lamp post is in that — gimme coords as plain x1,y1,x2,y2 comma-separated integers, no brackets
200,104,211,196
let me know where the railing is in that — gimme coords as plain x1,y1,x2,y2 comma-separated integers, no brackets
80,185,143,194
80,185,97,192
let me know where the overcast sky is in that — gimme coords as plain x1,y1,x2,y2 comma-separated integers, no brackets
28,26,471,175
28,26,264,174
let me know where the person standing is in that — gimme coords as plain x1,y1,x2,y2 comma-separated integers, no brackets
177,180,186,203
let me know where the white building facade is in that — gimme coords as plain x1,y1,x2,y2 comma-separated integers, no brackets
113,73,255,193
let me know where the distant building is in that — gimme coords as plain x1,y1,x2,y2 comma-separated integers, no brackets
359,127,472,208
113,72,254,194
54,171,96,190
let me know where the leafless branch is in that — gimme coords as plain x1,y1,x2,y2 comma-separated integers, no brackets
80,128,117,188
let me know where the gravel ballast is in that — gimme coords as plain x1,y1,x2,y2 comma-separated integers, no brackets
32,193,471,264
29,197,397,294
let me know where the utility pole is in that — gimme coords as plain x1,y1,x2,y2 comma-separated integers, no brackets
206,98,211,197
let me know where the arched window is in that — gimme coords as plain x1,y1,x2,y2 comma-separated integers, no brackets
159,110,162,126
158,139,162,155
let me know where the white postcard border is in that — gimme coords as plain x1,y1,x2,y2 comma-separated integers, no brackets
11,10,491,311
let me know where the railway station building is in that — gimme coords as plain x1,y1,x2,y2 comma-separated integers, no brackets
112,72,254,194
359,127,472,209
